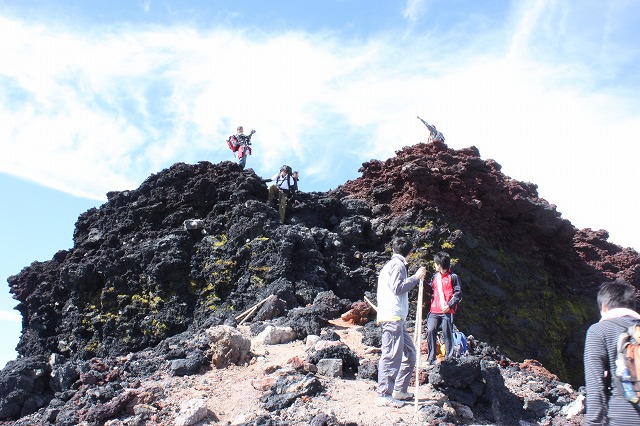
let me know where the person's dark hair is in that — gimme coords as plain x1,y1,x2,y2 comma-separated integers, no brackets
280,165,292,174
597,279,637,311
434,251,450,270
392,237,413,257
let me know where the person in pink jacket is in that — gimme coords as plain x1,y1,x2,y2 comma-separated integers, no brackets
426,251,462,364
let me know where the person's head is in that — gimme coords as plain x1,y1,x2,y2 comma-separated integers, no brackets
597,279,637,312
280,165,290,176
293,171,299,180
433,251,450,271
392,237,413,258
237,126,244,133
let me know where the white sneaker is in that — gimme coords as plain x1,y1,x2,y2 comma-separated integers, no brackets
392,390,414,401
376,396,405,408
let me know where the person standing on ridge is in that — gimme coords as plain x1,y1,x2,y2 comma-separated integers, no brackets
425,251,462,365
266,165,296,224
376,237,427,408
417,116,445,143
584,279,640,425
235,126,256,169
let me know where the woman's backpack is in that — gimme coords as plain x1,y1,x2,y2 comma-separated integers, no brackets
226,135,239,152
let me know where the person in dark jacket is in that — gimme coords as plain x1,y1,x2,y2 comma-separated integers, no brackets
425,251,462,364
584,279,640,425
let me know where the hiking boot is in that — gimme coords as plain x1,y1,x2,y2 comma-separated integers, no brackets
392,390,414,401
375,396,404,408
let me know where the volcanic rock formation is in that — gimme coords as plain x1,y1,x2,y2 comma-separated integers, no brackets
2,141,639,423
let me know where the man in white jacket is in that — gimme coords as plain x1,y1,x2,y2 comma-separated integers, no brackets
376,237,427,407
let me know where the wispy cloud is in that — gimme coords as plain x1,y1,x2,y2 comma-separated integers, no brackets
1,1,639,249
0,17,375,197
402,0,427,27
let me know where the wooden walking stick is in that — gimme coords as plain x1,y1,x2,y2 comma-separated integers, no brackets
414,279,424,412
234,294,275,321
413,301,420,344
238,304,259,326
364,296,377,312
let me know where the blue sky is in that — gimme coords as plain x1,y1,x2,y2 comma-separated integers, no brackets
1,0,639,368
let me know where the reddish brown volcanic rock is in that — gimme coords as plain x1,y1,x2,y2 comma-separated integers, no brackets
339,141,638,293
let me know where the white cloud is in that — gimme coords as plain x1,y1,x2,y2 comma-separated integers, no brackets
0,19,372,198
0,310,21,322
0,3,639,250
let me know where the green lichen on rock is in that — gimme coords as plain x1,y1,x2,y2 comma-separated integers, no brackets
451,237,596,385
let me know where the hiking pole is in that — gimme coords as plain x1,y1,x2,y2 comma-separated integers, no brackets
412,309,419,344
413,279,424,345
413,288,421,344
414,279,424,412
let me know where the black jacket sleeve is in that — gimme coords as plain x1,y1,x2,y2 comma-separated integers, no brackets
448,273,462,308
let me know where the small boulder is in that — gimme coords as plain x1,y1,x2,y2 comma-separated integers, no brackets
316,359,343,378
183,219,204,230
253,326,297,345
340,301,371,325
174,398,208,426
561,394,585,419
313,340,346,352
307,345,359,374
287,357,318,373
305,335,321,350
261,374,323,411
356,359,378,381
205,325,251,368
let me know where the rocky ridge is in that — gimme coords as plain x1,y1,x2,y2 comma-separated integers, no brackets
2,140,639,424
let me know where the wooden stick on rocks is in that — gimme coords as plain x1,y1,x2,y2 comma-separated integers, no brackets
234,294,276,321
238,304,259,326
